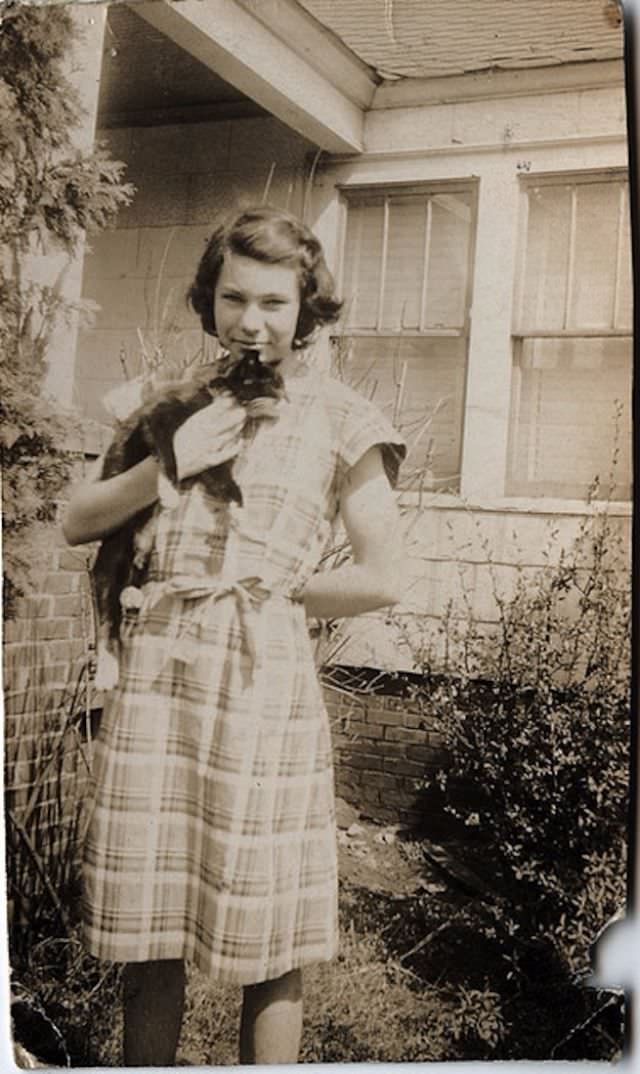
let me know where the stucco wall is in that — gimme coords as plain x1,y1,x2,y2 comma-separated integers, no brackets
76,116,315,420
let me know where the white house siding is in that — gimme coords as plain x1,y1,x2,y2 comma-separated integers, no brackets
75,116,315,420
309,71,631,671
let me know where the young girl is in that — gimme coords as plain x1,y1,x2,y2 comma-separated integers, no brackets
64,206,406,1065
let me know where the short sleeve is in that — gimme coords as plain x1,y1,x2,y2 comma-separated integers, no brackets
333,381,407,491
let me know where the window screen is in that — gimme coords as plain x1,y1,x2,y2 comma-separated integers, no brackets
508,175,632,499
337,186,475,491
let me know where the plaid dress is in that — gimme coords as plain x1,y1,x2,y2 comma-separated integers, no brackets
82,365,405,984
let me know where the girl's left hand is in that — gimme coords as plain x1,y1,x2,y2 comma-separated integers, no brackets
173,394,246,481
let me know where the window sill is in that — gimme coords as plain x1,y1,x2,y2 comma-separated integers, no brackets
397,490,632,518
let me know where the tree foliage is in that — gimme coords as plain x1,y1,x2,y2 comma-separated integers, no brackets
0,4,133,615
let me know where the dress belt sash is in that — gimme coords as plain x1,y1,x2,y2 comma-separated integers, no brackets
120,574,297,683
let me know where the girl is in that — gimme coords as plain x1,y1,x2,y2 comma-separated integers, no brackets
64,206,406,1065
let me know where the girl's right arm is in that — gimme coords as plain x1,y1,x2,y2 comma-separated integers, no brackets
63,394,246,546
63,456,160,546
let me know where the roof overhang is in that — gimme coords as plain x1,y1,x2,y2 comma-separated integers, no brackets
372,58,625,110
131,0,377,152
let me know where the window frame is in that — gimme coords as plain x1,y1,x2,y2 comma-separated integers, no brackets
506,167,632,502
335,179,479,493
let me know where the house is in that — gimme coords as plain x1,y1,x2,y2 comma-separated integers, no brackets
22,0,632,821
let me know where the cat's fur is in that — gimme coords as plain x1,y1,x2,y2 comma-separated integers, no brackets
92,350,284,644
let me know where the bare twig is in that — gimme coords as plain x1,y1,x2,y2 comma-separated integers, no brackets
7,814,71,934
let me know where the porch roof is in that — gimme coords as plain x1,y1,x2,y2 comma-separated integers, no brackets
99,0,378,153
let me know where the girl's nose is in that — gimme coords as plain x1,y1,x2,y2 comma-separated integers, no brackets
238,303,262,335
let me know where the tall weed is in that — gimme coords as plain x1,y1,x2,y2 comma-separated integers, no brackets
4,658,93,956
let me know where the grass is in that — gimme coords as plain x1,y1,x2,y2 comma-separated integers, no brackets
10,857,502,1066
10,902,505,1067
11,862,624,1066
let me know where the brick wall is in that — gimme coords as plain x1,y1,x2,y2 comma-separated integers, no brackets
3,471,98,928
324,676,451,831
3,536,94,719
2,444,105,723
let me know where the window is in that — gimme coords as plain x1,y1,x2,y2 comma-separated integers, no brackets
336,184,477,491
508,173,632,500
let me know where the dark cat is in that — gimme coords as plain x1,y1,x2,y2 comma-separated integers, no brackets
91,349,285,647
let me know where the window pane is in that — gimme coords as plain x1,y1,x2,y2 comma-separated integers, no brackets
520,185,572,329
332,335,467,492
519,178,631,331
425,192,472,328
570,182,619,329
507,336,631,499
342,199,384,328
342,188,473,332
382,197,426,329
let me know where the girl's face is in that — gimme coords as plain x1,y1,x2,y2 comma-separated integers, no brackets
213,252,301,366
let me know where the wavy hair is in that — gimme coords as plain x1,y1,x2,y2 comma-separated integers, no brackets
187,205,343,349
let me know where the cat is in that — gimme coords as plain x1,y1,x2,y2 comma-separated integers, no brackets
91,349,285,665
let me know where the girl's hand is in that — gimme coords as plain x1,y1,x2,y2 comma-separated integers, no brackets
173,394,245,481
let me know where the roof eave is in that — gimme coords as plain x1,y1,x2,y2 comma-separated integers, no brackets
131,0,378,153
371,56,625,109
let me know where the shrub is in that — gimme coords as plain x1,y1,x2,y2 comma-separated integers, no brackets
409,495,630,979
0,5,133,615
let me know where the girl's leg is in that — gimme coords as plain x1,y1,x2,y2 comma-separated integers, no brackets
122,958,186,1067
239,969,303,1064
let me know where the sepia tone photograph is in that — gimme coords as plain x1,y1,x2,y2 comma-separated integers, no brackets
1,0,634,1066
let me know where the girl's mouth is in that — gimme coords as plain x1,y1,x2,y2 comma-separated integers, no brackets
234,344,283,367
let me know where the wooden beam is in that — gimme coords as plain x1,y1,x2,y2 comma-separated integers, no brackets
132,0,372,152
372,58,624,110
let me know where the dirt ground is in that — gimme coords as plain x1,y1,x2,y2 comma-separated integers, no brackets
335,796,450,898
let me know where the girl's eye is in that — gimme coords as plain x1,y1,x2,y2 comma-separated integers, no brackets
221,292,242,303
263,299,286,310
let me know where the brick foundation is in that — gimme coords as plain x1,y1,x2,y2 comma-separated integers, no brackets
3,512,96,712
323,671,451,831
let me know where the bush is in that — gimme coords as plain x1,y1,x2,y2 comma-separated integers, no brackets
408,495,630,980
0,5,133,615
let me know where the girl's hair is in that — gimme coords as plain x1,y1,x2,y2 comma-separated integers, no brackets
187,205,343,349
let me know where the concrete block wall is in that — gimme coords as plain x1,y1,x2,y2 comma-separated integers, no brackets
76,116,315,420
